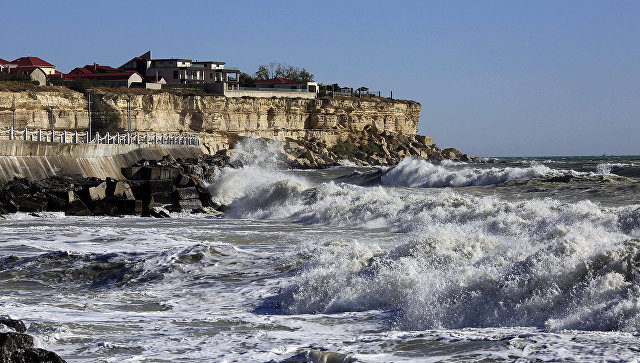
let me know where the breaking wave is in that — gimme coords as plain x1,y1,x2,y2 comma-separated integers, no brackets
210,163,640,332
381,158,563,187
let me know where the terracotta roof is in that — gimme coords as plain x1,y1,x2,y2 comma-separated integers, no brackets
84,64,119,72
71,64,121,74
1,66,41,73
255,77,300,84
64,72,140,80
46,70,65,78
0,58,10,65
71,67,93,74
12,56,55,68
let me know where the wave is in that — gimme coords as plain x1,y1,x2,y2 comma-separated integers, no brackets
274,199,640,331
381,158,563,188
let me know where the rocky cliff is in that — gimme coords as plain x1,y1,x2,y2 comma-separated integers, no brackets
0,87,422,153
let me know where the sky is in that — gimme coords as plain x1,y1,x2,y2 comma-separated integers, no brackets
2,0,639,156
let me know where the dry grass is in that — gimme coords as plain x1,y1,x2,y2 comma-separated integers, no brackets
0,82,71,93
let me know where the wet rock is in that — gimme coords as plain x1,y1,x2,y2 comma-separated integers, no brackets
174,187,199,200
149,206,170,218
65,199,92,216
0,332,66,363
0,317,26,334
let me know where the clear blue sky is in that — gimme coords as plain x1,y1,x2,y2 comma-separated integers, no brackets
3,0,639,156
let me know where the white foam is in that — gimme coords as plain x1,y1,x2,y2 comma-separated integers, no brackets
381,157,561,187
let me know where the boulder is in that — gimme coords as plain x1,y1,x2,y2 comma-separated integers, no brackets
0,332,65,363
0,317,26,334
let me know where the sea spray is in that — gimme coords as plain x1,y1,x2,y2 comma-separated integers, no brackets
381,157,562,187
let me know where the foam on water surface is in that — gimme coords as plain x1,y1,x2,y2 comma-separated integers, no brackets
2,156,640,361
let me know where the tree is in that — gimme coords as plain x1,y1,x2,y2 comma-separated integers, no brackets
239,72,256,87
254,62,314,83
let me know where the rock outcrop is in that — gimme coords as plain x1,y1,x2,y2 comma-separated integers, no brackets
0,316,66,363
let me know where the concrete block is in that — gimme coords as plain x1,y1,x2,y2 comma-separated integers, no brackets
174,187,199,200
114,181,135,200
89,182,107,201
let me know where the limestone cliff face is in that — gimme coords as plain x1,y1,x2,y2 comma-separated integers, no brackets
0,89,421,153
0,90,89,130
97,93,420,135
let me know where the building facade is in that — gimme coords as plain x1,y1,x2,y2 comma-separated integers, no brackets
119,51,239,90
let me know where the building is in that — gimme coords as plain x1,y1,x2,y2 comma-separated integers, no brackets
11,56,56,75
1,66,47,85
65,63,165,89
0,58,14,72
119,51,239,91
254,77,318,93
0,56,56,85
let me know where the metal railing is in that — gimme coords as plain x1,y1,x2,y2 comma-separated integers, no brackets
0,127,199,146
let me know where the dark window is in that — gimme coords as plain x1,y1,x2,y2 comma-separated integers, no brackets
210,72,213,79
173,71,178,79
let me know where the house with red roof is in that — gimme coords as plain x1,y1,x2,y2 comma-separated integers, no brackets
66,62,166,89
11,56,56,75
0,58,14,72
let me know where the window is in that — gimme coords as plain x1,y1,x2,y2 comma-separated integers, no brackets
173,71,178,79
210,73,213,79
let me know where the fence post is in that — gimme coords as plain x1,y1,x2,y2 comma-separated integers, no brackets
24,128,28,141
95,132,100,144
85,130,89,143
74,131,78,143
37,129,41,142
62,131,66,143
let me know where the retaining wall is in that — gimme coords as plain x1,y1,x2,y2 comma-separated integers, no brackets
0,140,202,183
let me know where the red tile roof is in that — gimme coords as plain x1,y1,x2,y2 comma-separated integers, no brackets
0,58,10,65
46,70,65,78
12,56,55,68
1,66,41,74
70,64,120,74
255,77,301,84
84,64,119,72
63,72,139,80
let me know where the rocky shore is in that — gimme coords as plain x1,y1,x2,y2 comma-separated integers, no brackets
0,316,65,363
0,155,227,217
0,132,483,217
279,130,483,168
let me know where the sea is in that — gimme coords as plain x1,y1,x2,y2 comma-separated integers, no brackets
1,142,640,362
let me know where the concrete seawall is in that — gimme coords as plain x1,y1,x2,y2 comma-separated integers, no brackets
0,141,203,183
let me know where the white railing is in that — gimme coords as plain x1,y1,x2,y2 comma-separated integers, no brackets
0,127,199,146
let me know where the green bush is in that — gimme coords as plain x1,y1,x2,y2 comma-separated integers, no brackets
329,141,358,157
91,97,123,133
0,72,39,85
